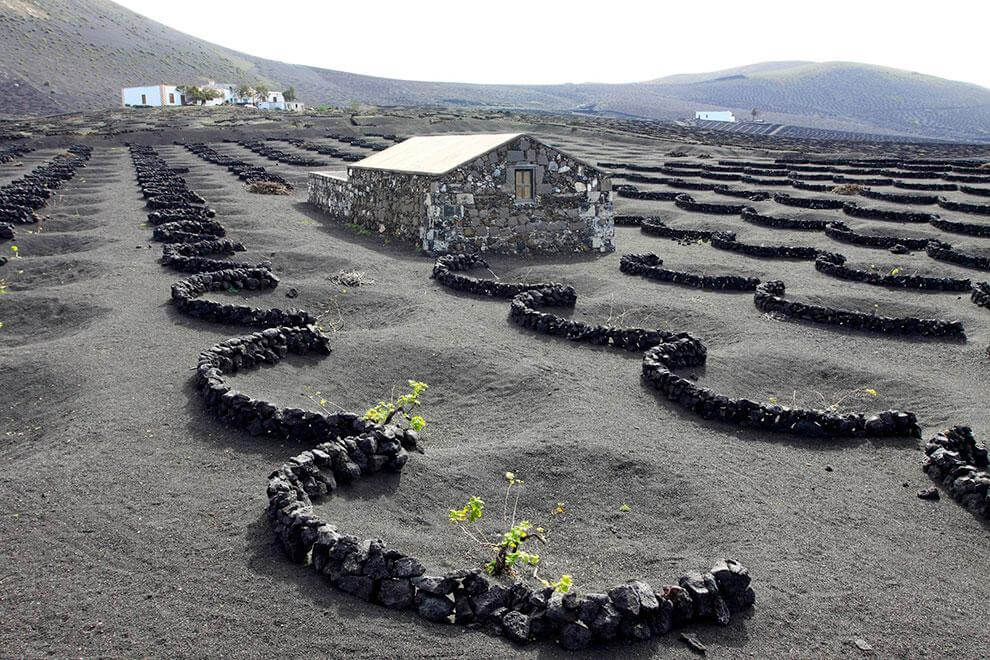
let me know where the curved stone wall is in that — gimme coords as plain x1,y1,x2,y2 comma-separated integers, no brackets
929,216,990,238
842,202,937,223
674,194,748,215
641,217,733,242
859,189,938,205
710,233,828,260
823,221,930,251
925,243,990,271
620,253,760,291
937,197,990,216
773,192,845,210
754,280,965,338
814,253,971,291
741,208,826,231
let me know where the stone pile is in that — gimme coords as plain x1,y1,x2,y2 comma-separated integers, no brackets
620,253,760,291
0,143,32,163
922,426,989,519
972,282,990,310
754,280,966,338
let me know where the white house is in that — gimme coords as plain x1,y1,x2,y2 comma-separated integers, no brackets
201,81,237,106
695,110,736,123
284,101,305,112
121,84,185,107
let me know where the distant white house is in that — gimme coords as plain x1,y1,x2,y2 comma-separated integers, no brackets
121,84,184,107
121,82,304,110
695,110,736,123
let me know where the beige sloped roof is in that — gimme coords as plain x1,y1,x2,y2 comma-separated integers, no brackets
349,133,524,175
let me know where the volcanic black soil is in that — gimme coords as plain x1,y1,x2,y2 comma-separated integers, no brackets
1,111,989,658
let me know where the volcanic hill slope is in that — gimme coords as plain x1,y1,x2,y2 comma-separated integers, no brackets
1,0,989,141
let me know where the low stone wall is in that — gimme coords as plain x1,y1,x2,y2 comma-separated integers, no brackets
859,189,937,205
922,426,989,520
824,221,930,250
614,185,681,201
833,176,893,186
959,185,990,197
928,216,990,238
741,208,826,231
642,217,733,243
814,253,971,291
741,174,790,186
754,280,965,338
0,222,13,241
842,202,936,223
620,253,760,291
789,180,832,192
171,267,314,328
152,219,225,242
773,192,845,209
712,186,770,201
434,254,922,439
937,196,990,216
711,233,828,260
893,181,957,191
925,243,990,271
674,193,747,215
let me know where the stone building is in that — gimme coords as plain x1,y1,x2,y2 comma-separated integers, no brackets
308,133,614,254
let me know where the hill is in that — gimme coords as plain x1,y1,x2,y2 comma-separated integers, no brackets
1,0,988,141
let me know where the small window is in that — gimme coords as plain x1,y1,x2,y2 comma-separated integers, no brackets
141,94,147,105
168,93,174,104
514,169,534,201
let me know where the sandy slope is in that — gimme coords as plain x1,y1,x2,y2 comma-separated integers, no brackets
1,120,989,658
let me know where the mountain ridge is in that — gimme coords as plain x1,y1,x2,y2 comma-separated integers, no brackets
1,0,988,140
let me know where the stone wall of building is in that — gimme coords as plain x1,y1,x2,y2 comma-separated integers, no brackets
308,135,614,255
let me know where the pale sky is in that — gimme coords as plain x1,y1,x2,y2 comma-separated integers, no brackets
113,0,989,89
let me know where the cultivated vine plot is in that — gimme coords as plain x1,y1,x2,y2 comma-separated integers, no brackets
5,113,990,657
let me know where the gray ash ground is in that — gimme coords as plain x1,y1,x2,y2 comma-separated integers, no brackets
1,107,989,658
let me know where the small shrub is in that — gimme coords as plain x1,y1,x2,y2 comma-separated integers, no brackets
364,380,428,431
449,472,572,591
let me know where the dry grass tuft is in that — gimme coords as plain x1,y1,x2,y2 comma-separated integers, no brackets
246,181,291,195
831,183,863,195
328,269,375,287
